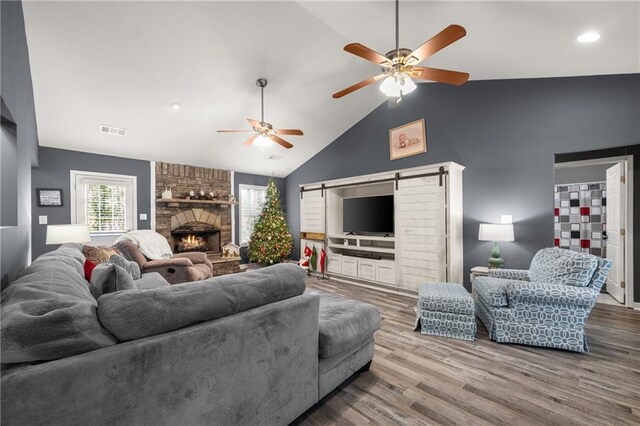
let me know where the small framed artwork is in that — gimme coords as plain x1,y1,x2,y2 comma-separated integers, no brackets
37,188,63,207
389,118,427,160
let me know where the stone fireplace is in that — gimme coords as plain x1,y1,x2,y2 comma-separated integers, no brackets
169,209,221,254
155,162,240,276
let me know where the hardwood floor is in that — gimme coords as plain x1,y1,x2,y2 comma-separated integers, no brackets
295,277,640,426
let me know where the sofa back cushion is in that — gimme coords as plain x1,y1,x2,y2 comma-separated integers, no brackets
1,244,118,364
89,263,137,299
97,263,307,341
529,248,598,287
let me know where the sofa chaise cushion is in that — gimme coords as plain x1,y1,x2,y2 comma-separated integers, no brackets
316,293,380,359
97,263,307,341
1,244,118,363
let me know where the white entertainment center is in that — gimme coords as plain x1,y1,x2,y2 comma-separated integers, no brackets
299,162,464,293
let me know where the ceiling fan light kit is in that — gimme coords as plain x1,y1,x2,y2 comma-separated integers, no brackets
333,0,469,102
217,78,303,150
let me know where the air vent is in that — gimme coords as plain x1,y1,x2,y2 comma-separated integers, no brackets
267,154,283,161
99,124,127,136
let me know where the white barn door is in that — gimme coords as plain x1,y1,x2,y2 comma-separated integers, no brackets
395,175,446,291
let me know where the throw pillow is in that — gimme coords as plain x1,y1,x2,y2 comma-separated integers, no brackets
109,254,141,280
83,244,120,264
90,263,136,300
84,259,97,281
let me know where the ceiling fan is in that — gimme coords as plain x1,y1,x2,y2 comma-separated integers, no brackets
217,78,302,149
333,0,469,102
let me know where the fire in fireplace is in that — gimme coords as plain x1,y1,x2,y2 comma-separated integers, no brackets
177,235,208,252
171,224,221,254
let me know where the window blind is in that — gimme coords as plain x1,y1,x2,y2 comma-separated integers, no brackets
239,185,267,245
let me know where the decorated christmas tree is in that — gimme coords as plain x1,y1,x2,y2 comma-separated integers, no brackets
247,178,293,265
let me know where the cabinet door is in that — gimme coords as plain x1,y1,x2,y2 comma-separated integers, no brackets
327,255,342,274
395,175,446,291
342,257,357,277
376,261,395,284
357,259,376,281
300,190,325,233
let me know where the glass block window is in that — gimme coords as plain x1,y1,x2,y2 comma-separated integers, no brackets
239,184,267,246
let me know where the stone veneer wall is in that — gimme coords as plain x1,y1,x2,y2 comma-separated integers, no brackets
155,162,233,247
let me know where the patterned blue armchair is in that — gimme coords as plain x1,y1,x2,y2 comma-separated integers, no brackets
474,248,612,352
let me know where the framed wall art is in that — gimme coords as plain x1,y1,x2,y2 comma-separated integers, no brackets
37,188,63,207
389,119,427,160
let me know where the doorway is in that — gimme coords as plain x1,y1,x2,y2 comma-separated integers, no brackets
554,157,634,307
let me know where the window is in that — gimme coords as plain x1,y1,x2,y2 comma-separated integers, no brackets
71,171,137,235
239,184,267,246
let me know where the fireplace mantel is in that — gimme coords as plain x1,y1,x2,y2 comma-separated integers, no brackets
157,198,238,207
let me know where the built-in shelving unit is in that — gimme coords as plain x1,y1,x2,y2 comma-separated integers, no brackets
299,162,464,293
327,234,395,255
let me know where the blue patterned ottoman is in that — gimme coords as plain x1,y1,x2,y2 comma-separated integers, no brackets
415,283,476,341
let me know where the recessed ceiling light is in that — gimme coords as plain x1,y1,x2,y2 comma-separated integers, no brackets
577,32,600,43
171,103,181,110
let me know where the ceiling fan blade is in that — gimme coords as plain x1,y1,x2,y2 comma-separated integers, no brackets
344,43,391,66
217,130,252,133
269,134,293,149
243,134,258,146
411,66,469,86
274,129,303,136
247,118,262,129
407,24,466,64
332,74,386,99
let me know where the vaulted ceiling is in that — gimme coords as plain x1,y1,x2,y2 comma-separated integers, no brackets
23,1,640,177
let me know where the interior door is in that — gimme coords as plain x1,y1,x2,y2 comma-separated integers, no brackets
605,162,625,303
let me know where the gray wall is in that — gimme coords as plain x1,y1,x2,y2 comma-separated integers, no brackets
554,163,614,185
31,147,152,259
1,1,40,290
285,74,640,300
234,172,286,263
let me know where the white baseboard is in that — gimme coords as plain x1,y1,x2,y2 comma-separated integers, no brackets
634,302,640,310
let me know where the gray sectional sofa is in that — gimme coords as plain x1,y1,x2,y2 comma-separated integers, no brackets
1,244,380,425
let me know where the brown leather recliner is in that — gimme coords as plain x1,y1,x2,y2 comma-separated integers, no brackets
116,240,213,284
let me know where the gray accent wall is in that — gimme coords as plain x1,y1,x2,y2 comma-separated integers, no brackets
31,147,152,259
1,1,40,290
285,74,640,300
234,172,286,263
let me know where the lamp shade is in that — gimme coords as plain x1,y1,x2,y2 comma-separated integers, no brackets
478,223,514,242
46,224,91,244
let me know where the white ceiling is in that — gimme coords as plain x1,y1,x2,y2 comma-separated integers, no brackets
23,1,640,177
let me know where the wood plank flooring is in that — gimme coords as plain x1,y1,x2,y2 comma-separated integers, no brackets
294,277,640,426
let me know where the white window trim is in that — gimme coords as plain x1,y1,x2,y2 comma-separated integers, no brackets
239,183,267,247
70,170,138,236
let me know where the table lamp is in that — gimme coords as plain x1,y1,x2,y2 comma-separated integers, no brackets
478,223,514,268
46,224,91,245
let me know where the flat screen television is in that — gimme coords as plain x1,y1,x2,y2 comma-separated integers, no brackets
343,195,394,235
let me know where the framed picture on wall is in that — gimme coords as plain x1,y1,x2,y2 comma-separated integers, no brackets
389,119,427,160
37,188,63,207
